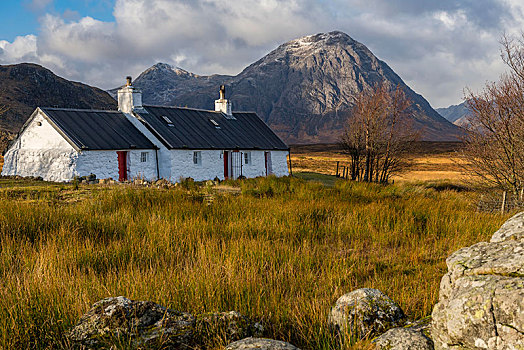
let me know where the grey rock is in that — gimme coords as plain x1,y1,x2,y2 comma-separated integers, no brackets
195,311,264,348
69,296,195,349
491,211,524,242
374,328,434,350
329,288,406,339
69,297,265,349
432,213,524,350
225,337,300,350
110,32,462,144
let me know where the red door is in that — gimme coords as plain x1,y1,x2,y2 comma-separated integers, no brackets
223,151,229,179
117,151,128,181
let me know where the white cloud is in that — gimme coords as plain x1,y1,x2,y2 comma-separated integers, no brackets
0,35,37,62
28,0,53,10
0,0,522,107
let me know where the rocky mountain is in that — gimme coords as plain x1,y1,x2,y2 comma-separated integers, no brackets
115,31,463,143
0,63,117,150
436,102,470,127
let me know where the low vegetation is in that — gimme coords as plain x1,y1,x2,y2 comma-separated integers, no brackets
0,175,508,349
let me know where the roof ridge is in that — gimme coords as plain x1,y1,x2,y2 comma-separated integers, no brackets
143,105,258,115
143,105,220,113
40,107,121,113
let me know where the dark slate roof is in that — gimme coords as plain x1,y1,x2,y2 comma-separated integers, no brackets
40,108,157,150
134,106,289,150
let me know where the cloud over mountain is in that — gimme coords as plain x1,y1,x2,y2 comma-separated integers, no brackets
0,0,523,107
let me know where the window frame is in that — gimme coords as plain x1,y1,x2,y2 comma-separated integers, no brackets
140,152,149,163
244,151,251,165
193,151,202,165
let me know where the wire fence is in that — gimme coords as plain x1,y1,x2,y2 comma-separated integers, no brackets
477,190,524,214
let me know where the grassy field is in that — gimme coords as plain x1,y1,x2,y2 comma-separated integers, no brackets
0,174,508,349
290,142,467,182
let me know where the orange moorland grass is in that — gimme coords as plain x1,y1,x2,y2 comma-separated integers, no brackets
290,142,468,183
0,175,508,349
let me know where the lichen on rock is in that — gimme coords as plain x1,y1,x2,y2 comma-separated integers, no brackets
69,296,195,349
69,297,263,349
225,337,301,350
431,211,524,349
329,288,406,340
373,327,434,350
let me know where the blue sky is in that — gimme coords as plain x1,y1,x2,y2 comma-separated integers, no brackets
0,0,115,41
0,0,523,107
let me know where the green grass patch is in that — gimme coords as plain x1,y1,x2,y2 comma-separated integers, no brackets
294,171,339,187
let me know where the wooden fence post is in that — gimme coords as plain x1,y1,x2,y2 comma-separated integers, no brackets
501,191,507,214
336,161,340,177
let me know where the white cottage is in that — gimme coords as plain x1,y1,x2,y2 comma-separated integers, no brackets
1,78,290,182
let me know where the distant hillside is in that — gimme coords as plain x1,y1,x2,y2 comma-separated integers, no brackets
112,31,464,143
436,102,470,126
0,63,116,150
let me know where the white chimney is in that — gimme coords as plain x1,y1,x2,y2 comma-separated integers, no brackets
215,85,232,116
118,76,143,113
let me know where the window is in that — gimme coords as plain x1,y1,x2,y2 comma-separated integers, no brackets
140,152,149,163
162,116,174,127
244,151,251,165
193,151,202,165
209,119,220,129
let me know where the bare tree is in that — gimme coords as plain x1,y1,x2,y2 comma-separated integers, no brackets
340,82,417,183
462,34,524,194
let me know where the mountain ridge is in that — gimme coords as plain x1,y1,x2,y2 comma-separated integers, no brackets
436,102,470,127
0,63,117,149
117,31,463,143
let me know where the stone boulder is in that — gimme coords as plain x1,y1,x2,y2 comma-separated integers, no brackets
329,288,406,340
431,212,524,349
373,328,434,350
69,297,263,349
225,337,300,350
195,311,264,348
491,211,524,242
69,296,195,349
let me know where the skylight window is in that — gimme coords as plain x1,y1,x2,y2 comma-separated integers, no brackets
162,116,173,123
209,119,220,129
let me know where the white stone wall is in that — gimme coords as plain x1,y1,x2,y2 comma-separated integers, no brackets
128,150,158,180
123,111,290,182
1,111,159,182
1,111,79,181
124,112,173,179
76,150,157,181
171,150,223,182
269,151,290,177
170,149,289,182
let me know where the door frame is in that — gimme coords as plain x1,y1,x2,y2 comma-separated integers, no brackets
223,151,230,179
117,151,129,181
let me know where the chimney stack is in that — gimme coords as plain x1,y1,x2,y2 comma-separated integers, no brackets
118,76,143,113
215,85,232,116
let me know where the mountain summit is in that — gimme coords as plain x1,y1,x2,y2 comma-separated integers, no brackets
115,31,463,143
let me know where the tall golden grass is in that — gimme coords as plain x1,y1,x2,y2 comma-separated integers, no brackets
0,176,507,349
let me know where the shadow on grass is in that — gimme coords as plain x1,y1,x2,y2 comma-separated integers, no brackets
293,172,339,187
